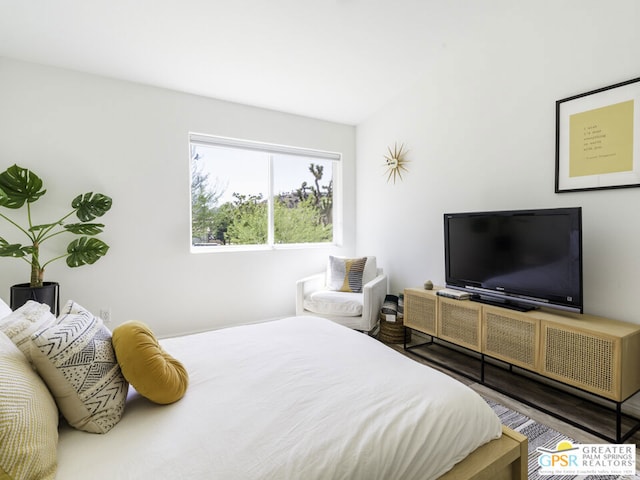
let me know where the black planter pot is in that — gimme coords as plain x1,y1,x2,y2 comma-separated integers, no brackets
10,282,60,315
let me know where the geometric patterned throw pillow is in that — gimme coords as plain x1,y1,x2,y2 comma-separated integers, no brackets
0,331,58,480
30,301,129,434
328,256,368,293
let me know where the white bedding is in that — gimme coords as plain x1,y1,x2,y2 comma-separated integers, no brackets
56,316,501,479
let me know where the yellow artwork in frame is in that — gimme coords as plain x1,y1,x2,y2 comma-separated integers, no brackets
568,100,634,177
383,142,409,184
556,76,640,193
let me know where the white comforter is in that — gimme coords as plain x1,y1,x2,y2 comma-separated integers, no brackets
57,316,501,479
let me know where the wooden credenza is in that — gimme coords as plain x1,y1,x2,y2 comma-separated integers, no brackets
403,287,640,441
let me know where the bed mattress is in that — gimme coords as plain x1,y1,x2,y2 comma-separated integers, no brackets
56,316,501,479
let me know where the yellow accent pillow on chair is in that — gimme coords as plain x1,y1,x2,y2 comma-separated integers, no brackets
328,256,368,293
112,321,188,405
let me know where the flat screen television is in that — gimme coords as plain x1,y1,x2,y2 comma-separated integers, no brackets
444,207,583,313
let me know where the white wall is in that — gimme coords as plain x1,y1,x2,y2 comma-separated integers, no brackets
355,1,640,324
0,58,356,337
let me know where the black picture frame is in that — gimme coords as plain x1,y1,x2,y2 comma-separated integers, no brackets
555,77,640,193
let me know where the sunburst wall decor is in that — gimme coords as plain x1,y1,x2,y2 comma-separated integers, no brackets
383,142,409,184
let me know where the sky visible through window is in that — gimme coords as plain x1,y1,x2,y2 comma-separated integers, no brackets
194,144,332,207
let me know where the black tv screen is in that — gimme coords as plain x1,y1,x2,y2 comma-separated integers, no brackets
444,207,583,313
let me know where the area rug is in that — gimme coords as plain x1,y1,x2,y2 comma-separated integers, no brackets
486,399,639,480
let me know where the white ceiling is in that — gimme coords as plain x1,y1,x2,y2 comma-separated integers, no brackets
0,0,481,125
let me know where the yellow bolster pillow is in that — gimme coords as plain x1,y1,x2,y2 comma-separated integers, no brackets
112,321,188,405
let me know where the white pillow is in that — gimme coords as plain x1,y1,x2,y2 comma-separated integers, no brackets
0,297,11,319
0,300,56,364
0,331,58,480
30,300,128,434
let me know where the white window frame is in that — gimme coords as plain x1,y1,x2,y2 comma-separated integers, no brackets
189,133,343,252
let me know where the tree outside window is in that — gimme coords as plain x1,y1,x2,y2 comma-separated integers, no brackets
190,135,339,249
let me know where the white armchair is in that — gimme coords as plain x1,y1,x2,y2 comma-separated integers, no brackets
295,256,388,333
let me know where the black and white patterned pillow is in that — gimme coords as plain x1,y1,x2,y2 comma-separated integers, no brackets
328,256,368,293
30,301,128,434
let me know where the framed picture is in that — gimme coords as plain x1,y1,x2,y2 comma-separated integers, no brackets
555,77,640,193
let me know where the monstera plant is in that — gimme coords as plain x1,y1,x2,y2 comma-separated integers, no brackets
0,164,112,311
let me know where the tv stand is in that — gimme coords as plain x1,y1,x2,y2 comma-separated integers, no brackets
469,295,536,312
402,287,640,443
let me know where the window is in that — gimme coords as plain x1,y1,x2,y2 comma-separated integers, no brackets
190,133,341,250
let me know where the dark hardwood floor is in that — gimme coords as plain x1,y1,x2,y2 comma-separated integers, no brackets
382,333,640,451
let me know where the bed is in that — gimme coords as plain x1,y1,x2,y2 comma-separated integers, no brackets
60,316,527,479
1,303,526,479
